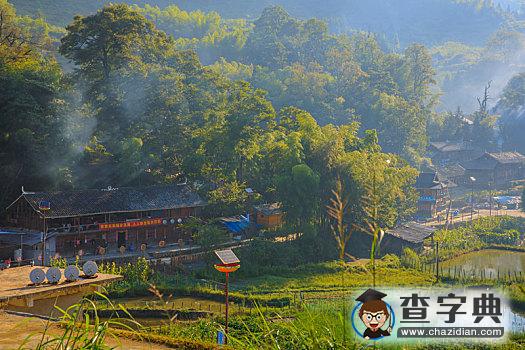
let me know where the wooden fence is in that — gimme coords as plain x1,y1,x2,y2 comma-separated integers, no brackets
409,261,525,283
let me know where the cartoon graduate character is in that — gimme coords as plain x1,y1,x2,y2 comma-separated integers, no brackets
356,289,392,340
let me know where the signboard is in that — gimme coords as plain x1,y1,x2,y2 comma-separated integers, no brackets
99,218,162,231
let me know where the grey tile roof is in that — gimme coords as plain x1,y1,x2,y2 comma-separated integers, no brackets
11,184,206,219
385,222,436,244
435,164,465,185
487,152,525,164
415,172,443,189
429,141,474,153
463,152,525,170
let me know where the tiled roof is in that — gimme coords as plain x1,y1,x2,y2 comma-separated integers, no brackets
9,184,206,219
443,163,466,177
415,172,442,189
463,152,525,170
487,152,525,164
429,141,473,153
386,222,436,244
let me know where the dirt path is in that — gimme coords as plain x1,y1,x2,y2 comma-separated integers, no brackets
0,312,173,350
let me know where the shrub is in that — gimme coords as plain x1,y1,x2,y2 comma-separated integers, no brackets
100,257,152,297
401,247,421,269
379,254,401,268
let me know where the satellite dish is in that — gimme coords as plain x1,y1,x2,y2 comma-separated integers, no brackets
29,268,46,285
82,261,98,277
64,265,80,282
46,267,62,284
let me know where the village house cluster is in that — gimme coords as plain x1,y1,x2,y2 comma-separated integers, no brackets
1,141,524,264
415,141,525,220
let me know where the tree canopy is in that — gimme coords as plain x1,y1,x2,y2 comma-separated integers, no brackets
0,2,418,242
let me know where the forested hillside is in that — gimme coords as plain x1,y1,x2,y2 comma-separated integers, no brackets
8,1,440,165
0,1,418,228
432,29,525,111
10,0,507,47
3,0,525,210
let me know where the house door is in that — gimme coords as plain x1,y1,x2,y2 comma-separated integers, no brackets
117,232,126,248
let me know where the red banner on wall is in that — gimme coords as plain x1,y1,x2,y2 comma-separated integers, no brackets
99,218,162,230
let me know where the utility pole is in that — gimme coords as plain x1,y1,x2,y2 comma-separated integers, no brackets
435,241,439,281
470,177,476,227
42,216,47,266
489,181,493,217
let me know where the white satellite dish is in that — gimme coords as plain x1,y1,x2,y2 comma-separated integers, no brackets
46,267,62,284
29,268,46,285
64,265,80,282
82,261,98,277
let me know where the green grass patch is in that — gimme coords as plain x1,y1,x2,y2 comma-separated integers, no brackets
236,260,435,293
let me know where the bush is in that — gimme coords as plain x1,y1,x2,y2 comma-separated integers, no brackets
379,254,401,268
100,257,152,297
401,247,421,269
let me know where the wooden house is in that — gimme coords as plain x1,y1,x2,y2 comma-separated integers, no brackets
429,141,481,166
436,163,466,187
381,222,436,255
253,203,283,228
2,184,206,263
415,172,447,218
462,152,525,188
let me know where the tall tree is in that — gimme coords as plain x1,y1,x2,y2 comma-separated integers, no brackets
0,0,69,210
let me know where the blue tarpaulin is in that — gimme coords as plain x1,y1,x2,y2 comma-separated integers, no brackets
221,215,250,233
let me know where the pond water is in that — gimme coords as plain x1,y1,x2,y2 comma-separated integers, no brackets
440,249,525,278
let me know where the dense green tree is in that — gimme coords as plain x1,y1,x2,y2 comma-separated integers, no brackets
402,44,436,107
135,4,251,64
372,93,427,164
0,0,70,209
277,163,320,228
60,5,181,186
